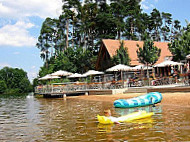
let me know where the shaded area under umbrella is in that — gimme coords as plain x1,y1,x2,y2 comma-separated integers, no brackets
154,60,183,67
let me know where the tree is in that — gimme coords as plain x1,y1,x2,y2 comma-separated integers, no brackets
0,67,32,93
168,24,190,61
35,0,182,86
137,13,151,40
112,40,130,65
150,8,162,41
62,0,81,48
137,39,161,84
0,80,7,94
161,12,172,41
19,78,32,93
96,3,117,40
122,0,142,40
170,20,181,41
110,0,126,39
36,18,55,68
38,46,97,79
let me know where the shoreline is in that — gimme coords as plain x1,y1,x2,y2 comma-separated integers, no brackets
69,92,190,107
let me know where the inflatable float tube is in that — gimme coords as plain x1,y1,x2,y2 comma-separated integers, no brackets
114,92,162,108
97,111,154,124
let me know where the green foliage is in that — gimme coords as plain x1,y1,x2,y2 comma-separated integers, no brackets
137,39,161,84
161,12,172,41
35,0,185,85
150,8,162,41
169,24,190,61
0,80,7,94
36,0,181,61
38,47,97,82
95,3,117,40
32,78,39,91
0,67,32,94
49,78,70,84
19,78,32,93
5,88,20,94
112,40,131,65
137,39,161,66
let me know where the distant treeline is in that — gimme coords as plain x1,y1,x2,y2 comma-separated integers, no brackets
35,0,190,83
0,67,32,94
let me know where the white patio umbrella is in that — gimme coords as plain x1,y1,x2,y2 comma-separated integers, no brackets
132,65,153,70
154,60,184,77
106,64,132,72
39,74,60,80
68,73,87,78
83,70,104,76
154,60,184,67
186,54,190,59
106,64,132,87
83,70,104,83
51,70,73,76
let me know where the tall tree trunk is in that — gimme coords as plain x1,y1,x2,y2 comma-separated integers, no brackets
118,30,121,40
51,45,53,57
66,19,69,49
72,26,74,48
130,22,133,40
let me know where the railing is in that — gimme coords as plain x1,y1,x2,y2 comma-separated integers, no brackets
35,75,190,94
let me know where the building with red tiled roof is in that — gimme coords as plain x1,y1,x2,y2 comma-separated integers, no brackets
96,39,173,71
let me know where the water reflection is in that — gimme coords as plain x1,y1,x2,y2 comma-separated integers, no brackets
0,94,190,141
114,105,162,116
97,117,154,134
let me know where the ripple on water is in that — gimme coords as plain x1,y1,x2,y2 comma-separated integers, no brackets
0,95,190,141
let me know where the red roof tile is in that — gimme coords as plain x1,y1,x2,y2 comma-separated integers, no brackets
102,39,172,66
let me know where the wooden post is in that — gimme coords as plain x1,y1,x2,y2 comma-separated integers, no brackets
121,71,124,88
51,84,53,93
63,94,67,98
85,92,88,96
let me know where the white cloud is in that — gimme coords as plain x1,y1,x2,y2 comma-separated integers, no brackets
31,66,36,69
27,67,39,82
0,62,11,68
0,0,62,19
0,21,36,47
0,2,13,16
140,0,155,11
0,0,63,47
141,3,150,10
28,71,38,81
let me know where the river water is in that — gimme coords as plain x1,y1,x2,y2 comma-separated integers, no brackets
0,93,190,142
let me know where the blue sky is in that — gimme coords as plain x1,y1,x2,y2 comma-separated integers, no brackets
0,0,189,81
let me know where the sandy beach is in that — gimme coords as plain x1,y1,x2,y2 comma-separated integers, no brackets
71,92,190,107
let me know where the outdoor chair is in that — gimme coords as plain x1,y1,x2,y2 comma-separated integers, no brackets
169,77,175,84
